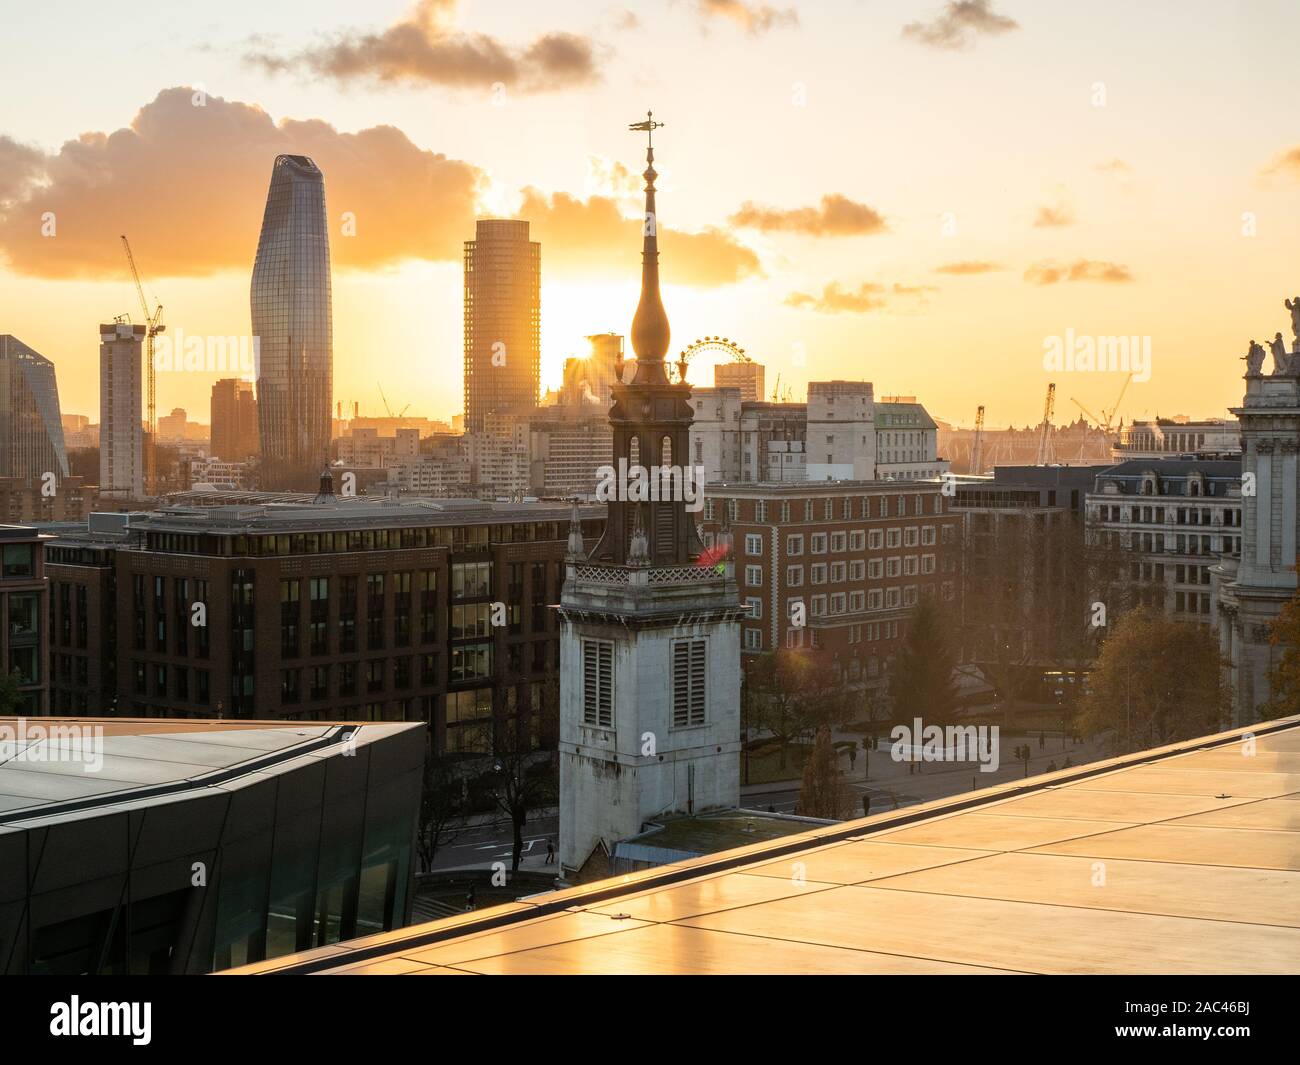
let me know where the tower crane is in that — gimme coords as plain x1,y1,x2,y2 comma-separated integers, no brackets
378,384,411,419
121,236,164,495
971,404,985,475
1036,382,1056,465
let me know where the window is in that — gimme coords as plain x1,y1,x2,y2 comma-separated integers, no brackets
745,565,763,586
868,590,884,610
745,534,764,556
922,554,936,574
672,639,707,727
811,594,826,617
786,566,804,587
886,528,902,548
744,629,762,651
830,562,846,582
830,593,847,614
849,531,865,551
869,559,884,579
904,528,919,547
811,563,827,585
582,639,613,728
850,590,865,612
745,597,762,619
810,533,827,554
849,561,865,580
868,530,884,550
904,557,919,576
921,526,936,546
886,558,902,578
2,543,33,578
786,534,804,556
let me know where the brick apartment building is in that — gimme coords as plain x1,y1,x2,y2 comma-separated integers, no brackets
700,480,961,699
0,524,52,714
42,495,603,756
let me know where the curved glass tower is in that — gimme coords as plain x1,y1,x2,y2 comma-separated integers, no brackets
251,155,332,491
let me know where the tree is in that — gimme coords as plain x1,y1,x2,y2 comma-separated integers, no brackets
417,742,468,873
745,649,850,770
469,718,558,873
795,726,854,819
1078,607,1230,753
1269,586,1300,714
0,670,23,715
890,598,959,727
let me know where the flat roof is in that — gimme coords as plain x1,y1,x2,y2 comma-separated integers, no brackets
231,715,1300,975
0,717,420,829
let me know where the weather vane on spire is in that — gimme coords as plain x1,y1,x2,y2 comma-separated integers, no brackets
628,110,664,150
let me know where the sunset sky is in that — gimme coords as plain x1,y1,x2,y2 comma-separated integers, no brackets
3,0,1300,430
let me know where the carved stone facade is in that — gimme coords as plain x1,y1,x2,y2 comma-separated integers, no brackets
1213,367,1300,723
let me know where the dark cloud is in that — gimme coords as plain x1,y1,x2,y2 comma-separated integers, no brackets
519,187,761,286
246,0,599,92
0,88,486,279
729,194,888,237
935,260,1004,274
1024,260,1133,285
697,0,798,34
902,1,1019,51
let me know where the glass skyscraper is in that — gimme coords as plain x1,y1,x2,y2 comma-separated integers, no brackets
463,219,540,434
0,334,69,481
251,155,333,491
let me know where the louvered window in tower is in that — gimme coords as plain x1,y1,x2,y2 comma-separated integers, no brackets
672,639,707,727
582,639,613,728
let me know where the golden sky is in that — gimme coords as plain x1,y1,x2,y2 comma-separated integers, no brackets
2,0,1299,430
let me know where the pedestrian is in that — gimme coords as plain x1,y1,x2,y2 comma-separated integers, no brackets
1046,760,1057,773
862,794,871,816
545,839,555,865
1038,731,1045,749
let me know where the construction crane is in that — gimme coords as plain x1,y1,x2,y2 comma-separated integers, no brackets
971,404,985,475
378,384,411,419
121,236,164,495
1069,371,1134,435
1036,383,1056,465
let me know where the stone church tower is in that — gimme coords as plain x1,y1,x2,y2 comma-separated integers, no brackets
1215,317,1300,723
557,117,743,876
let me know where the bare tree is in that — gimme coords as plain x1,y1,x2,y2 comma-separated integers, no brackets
745,649,850,771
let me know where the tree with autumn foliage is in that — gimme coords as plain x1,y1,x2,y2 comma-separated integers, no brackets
795,725,854,820
1268,587,1300,715
1078,607,1230,753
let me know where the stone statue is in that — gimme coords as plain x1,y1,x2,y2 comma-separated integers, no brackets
1245,339,1266,376
1287,297,1300,349
1269,332,1290,375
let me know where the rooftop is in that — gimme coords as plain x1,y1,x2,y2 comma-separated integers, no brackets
230,715,1300,975
0,717,419,829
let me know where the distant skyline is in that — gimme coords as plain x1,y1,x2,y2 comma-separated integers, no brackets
3,1,1300,429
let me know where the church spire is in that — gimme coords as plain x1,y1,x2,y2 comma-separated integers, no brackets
628,112,670,382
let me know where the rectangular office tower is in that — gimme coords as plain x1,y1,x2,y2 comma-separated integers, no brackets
99,322,144,498
0,335,70,482
210,377,259,462
251,155,333,491
463,220,540,434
